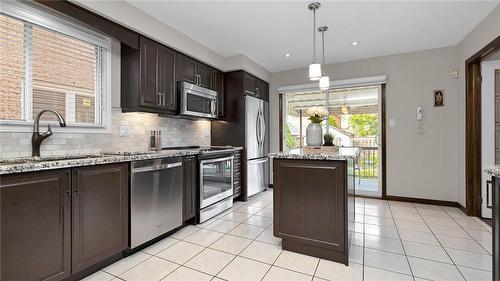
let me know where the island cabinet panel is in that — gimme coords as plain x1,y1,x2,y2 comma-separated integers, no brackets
0,169,72,281
182,156,197,222
494,176,500,281
273,159,349,265
71,163,129,273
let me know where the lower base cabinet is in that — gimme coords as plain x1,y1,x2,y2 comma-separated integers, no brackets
72,164,129,273
0,163,129,281
182,156,197,222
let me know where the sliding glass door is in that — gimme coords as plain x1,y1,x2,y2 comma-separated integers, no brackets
281,85,383,197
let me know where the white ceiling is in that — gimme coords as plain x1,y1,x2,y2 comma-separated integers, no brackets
126,1,498,72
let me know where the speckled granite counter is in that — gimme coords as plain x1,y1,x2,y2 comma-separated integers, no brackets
485,165,500,177
0,147,243,175
268,147,361,161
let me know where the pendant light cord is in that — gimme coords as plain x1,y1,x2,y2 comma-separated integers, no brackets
313,9,316,63
321,29,325,73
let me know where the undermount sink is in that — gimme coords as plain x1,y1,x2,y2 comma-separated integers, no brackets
0,155,104,165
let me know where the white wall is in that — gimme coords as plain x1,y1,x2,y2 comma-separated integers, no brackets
456,5,500,206
72,0,271,82
270,46,460,202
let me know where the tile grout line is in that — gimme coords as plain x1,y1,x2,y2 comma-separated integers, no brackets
386,202,416,281
439,205,492,255
413,204,468,281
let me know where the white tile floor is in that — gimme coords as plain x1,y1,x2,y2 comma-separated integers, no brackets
82,190,493,281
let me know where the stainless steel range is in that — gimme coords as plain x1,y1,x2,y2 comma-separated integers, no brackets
198,151,234,223
163,146,236,223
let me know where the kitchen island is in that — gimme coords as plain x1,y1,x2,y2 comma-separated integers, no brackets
269,147,360,265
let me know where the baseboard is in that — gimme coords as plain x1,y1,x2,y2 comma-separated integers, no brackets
456,203,468,215
384,195,458,207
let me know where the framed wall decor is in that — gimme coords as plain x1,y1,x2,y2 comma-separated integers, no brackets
434,90,444,107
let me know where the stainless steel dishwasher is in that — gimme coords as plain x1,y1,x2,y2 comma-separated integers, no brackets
130,157,182,248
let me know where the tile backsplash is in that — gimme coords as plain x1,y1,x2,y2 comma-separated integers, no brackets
0,108,210,159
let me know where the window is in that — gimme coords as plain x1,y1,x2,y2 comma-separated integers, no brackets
0,2,110,130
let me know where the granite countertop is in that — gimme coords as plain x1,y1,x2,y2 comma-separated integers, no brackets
0,146,243,175
485,165,500,177
269,147,361,161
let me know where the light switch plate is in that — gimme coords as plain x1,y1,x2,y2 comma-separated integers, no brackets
389,119,396,127
119,126,129,136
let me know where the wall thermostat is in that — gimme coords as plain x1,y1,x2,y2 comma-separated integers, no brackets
416,106,423,121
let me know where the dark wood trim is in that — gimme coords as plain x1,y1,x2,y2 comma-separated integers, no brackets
457,203,468,215
35,0,139,48
385,195,461,208
279,94,284,152
465,34,500,217
381,83,387,199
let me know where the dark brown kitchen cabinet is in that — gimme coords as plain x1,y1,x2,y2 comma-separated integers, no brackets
177,54,198,85
72,163,129,273
493,175,500,281
197,63,214,89
177,54,223,91
0,163,129,281
122,36,177,113
225,70,269,101
233,151,242,198
243,72,268,101
182,156,197,222
1,169,72,281
213,71,225,117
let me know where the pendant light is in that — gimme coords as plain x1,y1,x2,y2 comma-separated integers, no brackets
308,2,321,81
318,26,329,91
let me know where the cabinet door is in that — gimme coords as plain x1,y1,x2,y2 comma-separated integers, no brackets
197,63,214,89
1,169,71,281
255,79,269,101
157,46,177,111
177,54,197,84
72,163,129,273
140,37,160,109
243,73,256,96
182,156,197,221
213,71,225,117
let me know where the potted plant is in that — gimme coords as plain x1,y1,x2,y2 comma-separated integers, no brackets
305,106,327,146
323,133,334,146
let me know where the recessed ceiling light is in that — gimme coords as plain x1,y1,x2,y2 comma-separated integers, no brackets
352,41,359,46
285,53,291,58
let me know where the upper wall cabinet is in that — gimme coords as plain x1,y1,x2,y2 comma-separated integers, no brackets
243,72,269,101
121,36,177,113
177,54,223,91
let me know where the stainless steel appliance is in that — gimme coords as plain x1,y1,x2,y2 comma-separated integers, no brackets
198,153,234,223
178,81,218,118
130,157,183,248
245,95,269,197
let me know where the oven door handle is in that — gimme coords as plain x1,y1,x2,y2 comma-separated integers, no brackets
132,162,182,173
200,156,234,164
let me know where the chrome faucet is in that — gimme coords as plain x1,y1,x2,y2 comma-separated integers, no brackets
32,109,66,157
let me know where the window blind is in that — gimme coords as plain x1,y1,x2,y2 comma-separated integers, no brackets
0,10,108,126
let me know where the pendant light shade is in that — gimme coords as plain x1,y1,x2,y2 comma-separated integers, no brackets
319,75,330,90
309,63,322,81
308,2,321,81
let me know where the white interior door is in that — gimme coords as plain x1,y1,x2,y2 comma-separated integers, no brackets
480,59,500,219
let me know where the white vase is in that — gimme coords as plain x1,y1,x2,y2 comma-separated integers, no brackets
306,123,323,146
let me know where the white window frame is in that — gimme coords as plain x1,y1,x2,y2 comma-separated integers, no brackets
0,1,112,133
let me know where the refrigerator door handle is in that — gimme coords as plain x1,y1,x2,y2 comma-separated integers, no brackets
255,109,261,147
259,109,266,146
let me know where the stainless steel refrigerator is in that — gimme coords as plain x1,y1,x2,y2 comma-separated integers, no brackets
245,95,269,197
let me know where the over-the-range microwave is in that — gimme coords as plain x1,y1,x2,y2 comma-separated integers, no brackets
178,81,218,119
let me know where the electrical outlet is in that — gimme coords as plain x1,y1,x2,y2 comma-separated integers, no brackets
119,126,129,136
